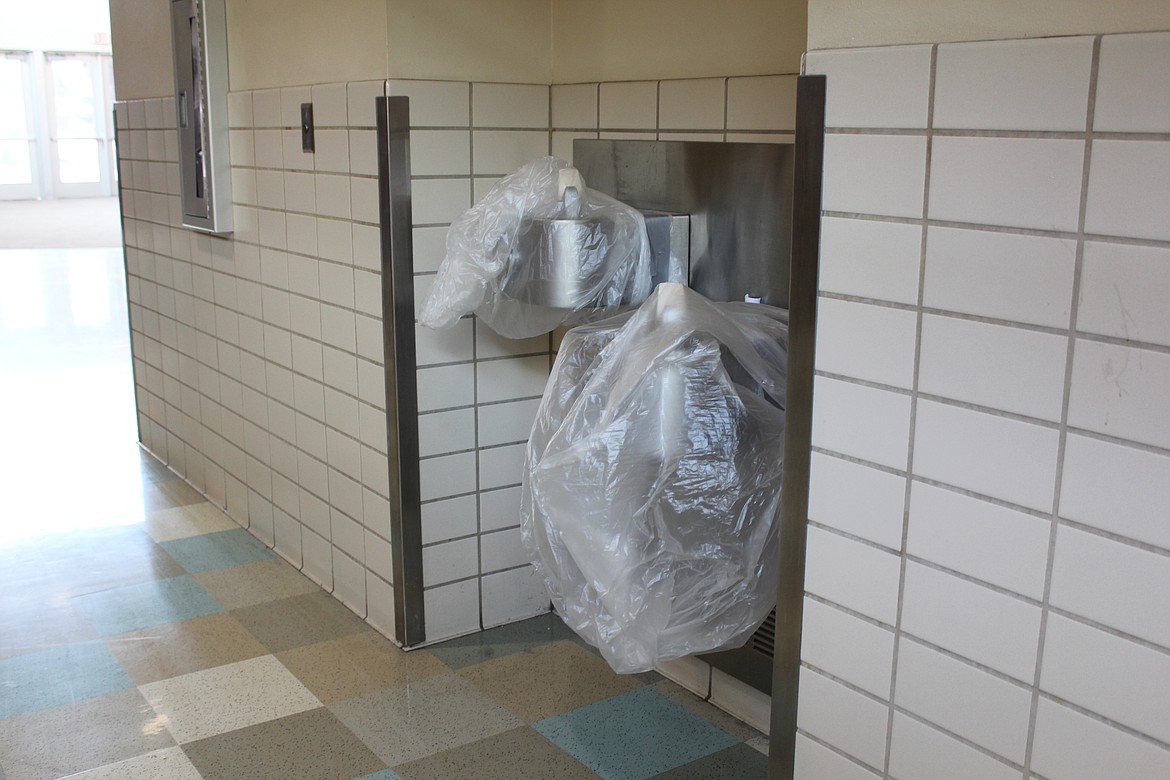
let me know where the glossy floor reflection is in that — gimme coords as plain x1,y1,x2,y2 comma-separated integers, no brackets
0,240,767,777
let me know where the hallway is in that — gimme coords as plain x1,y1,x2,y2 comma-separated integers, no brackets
0,200,767,778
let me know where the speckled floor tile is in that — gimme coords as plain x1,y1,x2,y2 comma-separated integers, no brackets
649,742,768,779
64,747,203,779
0,688,176,780
425,612,582,670
533,687,740,780
458,640,642,723
142,477,206,511
71,574,222,636
159,527,274,573
354,771,404,780
393,726,600,779
0,640,134,718
277,632,449,704
0,598,98,660
143,502,241,543
139,654,321,743
105,612,268,685
329,673,524,767
652,679,766,743
231,591,372,652
182,707,387,780
193,557,321,610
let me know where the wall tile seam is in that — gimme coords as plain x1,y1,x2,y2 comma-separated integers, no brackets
419,440,529,461
804,591,899,634
420,489,479,506
1045,604,1170,659
479,560,533,577
418,353,550,368
1055,516,1170,559
892,704,1028,774
794,728,885,778
819,292,1080,340
1035,688,1170,754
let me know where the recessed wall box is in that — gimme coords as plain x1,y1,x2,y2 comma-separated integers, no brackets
170,0,232,233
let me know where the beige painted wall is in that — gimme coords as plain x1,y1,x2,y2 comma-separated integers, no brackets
808,0,1170,49
108,0,172,99
551,0,806,83
226,0,387,91
386,0,551,83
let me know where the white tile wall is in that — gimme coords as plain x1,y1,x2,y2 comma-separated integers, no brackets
804,31,1170,778
794,735,880,780
797,667,889,771
800,597,894,697
814,298,918,389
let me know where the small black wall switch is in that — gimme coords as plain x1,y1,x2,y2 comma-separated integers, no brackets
301,103,315,153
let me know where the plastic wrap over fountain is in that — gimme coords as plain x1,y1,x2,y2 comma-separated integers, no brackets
521,283,788,673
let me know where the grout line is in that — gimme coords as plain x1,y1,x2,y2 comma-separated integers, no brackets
1023,33,1102,779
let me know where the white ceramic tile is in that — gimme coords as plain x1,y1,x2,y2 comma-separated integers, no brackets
598,81,657,129
418,408,476,457
478,398,540,448
365,570,395,636
794,734,881,780
1031,697,1170,780
912,399,1059,512
804,526,901,625
479,443,526,490
481,565,549,628
1050,525,1170,648
934,37,1093,131
229,129,255,167
253,129,283,169
350,176,380,224
1095,32,1170,132
477,355,549,403
1041,613,1170,745
814,298,918,389
658,78,725,130
252,89,282,128
472,130,548,175
140,655,320,743
415,320,474,366
1085,140,1170,242
282,129,314,172
406,129,470,177
808,452,905,550
310,82,348,126
888,712,1019,780
928,137,1085,232
421,494,478,545
551,83,598,129
907,481,1050,600
348,80,385,129
726,75,797,132
1060,434,1170,551
423,578,480,641
333,547,367,615
810,376,912,470
387,79,470,127
411,179,471,225
422,537,479,587
416,363,474,412
315,174,351,220
412,226,449,273
1079,241,1170,347
418,451,476,502
320,305,356,352
280,86,311,128
804,45,932,129
918,314,1068,421
472,177,501,203
818,217,922,305
229,93,253,128
550,130,597,161
480,486,522,533
475,319,549,359
800,597,895,698
894,638,1032,763
710,668,771,734
923,226,1076,329
823,134,927,219
480,527,527,572
353,269,381,317
349,129,378,176
797,667,889,771
901,561,1041,682
1068,339,1170,451
656,656,711,698
318,218,354,263
472,83,548,129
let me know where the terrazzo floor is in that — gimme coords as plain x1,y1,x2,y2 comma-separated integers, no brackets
0,216,768,779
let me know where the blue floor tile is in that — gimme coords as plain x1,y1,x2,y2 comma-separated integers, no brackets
159,528,274,573
0,640,135,718
353,771,403,780
71,574,223,635
533,687,740,780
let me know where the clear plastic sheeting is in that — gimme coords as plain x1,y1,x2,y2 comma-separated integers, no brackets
418,156,653,339
521,283,788,673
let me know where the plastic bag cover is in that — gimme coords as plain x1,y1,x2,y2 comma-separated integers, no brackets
521,283,788,673
418,156,652,339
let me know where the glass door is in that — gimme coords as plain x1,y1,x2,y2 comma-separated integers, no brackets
45,53,115,198
0,52,39,200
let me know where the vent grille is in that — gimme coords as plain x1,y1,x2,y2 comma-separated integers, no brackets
751,608,777,658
